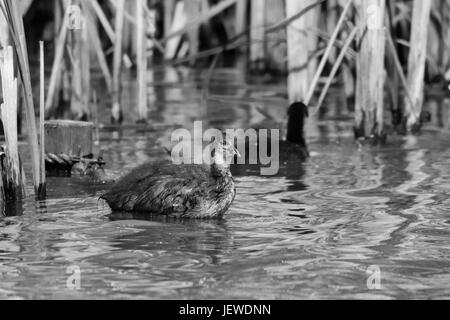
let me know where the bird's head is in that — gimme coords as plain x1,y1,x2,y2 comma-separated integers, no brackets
212,139,240,166
287,102,309,146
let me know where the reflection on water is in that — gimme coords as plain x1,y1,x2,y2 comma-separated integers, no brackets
1,68,450,299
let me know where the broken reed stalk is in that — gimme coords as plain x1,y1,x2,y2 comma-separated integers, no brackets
305,0,352,106
264,0,287,73
39,41,46,199
164,0,174,39
0,46,26,200
52,0,64,111
91,0,115,42
235,0,247,37
313,27,357,115
306,1,320,87
45,2,70,115
161,0,238,45
0,0,44,197
184,0,201,65
161,0,325,66
386,32,415,117
355,0,386,140
111,0,125,124
285,0,311,103
80,4,91,121
92,91,100,144
249,0,266,72
69,0,88,121
136,0,148,122
0,159,4,215
404,0,432,130
165,0,187,60
84,1,112,93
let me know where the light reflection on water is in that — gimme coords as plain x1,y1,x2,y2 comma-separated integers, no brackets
1,68,450,299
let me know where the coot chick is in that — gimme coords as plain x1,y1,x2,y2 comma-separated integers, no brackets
282,102,310,158
234,102,309,162
101,141,239,219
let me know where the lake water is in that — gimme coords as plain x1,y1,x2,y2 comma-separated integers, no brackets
1,68,450,299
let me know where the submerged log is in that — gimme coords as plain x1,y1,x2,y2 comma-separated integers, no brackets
354,0,387,143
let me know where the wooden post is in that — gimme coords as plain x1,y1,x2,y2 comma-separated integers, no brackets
285,0,309,103
404,0,432,131
354,0,386,141
136,0,148,122
111,0,125,124
0,47,26,200
250,0,266,73
45,120,94,158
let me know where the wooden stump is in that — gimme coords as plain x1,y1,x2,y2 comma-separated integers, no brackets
45,120,94,158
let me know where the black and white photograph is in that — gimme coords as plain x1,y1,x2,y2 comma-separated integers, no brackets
0,0,449,305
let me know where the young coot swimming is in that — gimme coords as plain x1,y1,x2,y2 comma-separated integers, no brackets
282,102,309,158
101,141,240,219
235,102,309,161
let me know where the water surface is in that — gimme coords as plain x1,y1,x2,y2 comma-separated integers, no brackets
1,68,450,299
